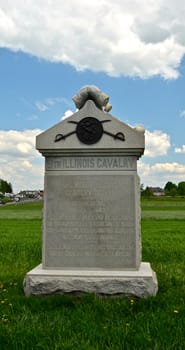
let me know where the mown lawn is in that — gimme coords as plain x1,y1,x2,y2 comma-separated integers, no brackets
0,199,185,349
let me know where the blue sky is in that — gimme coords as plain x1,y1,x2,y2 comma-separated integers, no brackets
0,1,185,192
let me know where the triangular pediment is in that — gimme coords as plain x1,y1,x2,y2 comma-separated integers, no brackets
36,100,145,157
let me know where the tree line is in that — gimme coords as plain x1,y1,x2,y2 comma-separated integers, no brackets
0,179,13,194
141,181,185,197
164,181,185,196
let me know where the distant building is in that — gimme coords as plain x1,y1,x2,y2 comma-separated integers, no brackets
4,193,14,198
149,187,165,196
16,190,43,199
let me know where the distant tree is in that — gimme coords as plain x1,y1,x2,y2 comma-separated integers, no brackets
0,179,6,193
0,179,13,194
141,186,154,198
8,182,13,193
170,188,178,197
177,182,185,196
164,181,177,196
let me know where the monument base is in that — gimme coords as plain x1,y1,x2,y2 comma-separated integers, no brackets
23,262,158,298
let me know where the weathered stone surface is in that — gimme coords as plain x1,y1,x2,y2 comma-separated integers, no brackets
24,263,158,298
72,85,112,111
43,172,141,270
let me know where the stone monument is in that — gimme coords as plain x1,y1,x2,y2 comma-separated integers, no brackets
24,86,158,297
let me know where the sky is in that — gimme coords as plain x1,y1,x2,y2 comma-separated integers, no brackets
0,0,185,193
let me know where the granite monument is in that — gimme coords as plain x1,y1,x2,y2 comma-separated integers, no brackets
24,86,158,297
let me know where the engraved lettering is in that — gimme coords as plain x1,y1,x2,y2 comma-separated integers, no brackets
46,156,136,171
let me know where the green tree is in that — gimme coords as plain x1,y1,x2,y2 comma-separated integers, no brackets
177,181,185,196
8,182,13,193
170,187,178,197
141,186,154,198
0,179,13,194
164,181,177,196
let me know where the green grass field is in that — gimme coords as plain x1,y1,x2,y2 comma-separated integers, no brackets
0,199,185,349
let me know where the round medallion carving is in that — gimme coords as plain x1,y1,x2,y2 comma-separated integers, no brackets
76,117,103,145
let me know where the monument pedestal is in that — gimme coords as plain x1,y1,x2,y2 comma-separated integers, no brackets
24,262,158,298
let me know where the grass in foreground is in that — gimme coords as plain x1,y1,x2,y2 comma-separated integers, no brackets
0,200,185,349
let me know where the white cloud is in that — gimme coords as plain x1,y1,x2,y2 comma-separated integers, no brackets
35,97,71,112
144,130,171,157
180,110,185,117
0,129,44,193
151,162,185,174
138,161,185,187
35,102,49,112
61,110,74,120
0,1,185,79
175,145,185,153
0,129,41,158
22,160,32,168
46,97,70,107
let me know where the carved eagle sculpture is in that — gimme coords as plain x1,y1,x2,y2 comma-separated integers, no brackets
72,85,112,112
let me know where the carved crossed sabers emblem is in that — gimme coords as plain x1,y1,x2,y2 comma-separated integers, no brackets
54,117,125,144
